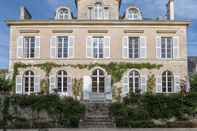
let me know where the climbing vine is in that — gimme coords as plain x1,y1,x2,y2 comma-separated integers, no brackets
13,62,162,84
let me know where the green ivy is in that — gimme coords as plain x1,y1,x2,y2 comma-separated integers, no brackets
13,62,162,84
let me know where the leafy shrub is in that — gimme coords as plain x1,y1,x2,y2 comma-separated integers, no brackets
190,74,197,92
110,93,197,128
0,95,86,128
0,77,12,93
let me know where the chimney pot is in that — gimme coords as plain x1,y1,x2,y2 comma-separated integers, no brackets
167,0,175,20
20,6,32,20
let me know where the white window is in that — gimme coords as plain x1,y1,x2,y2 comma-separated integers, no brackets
129,70,140,93
92,69,105,93
162,71,174,93
57,36,68,58
93,37,104,58
128,37,140,58
161,37,173,58
50,36,74,59
56,8,70,20
94,2,103,19
23,37,35,58
57,70,68,93
23,70,34,95
128,8,141,20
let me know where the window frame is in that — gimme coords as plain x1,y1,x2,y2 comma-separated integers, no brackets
128,70,141,93
161,37,173,59
57,70,68,93
55,7,71,20
23,36,35,59
127,7,142,20
23,70,34,95
92,69,105,94
162,71,174,93
92,37,104,59
57,36,69,59
128,37,140,59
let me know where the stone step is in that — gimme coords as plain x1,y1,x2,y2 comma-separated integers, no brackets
80,122,113,128
85,118,112,122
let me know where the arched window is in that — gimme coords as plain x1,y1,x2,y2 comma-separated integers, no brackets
57,70,67,93
129,70,140,93
23,70,34,94
128,8,141,20
162,71,174,93
92,69,105,93
56,8,70,20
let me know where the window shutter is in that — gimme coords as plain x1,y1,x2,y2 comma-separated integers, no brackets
17,36,24,58
67,76,73,96
86,36,93,58
105,75,112,101
104,36,110,58
16,75,23,94
140,75,147,93
173,36,180,59
122,36,128,58
156,75,162,93
140,36,147,58
156,36,161,59
174,75,180,93
35,36,41,58
49,75,56,94
68,36,74,58
83,76,91,100
122,75,129,97
34,75,40,93
50,36,57,59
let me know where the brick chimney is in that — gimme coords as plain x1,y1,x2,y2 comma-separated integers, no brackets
20,6,32,20
167,0,175,20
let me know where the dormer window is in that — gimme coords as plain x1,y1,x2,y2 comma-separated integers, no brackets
55,7,71,20
88,2,110,20
94,2,103,19
127,7,142,20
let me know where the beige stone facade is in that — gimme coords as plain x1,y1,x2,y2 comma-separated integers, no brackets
6,0,191,101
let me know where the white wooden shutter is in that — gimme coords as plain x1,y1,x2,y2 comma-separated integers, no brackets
140,75,147,93
86,36,93,58
140,36,147,58
174,75,180,93
105,75,112,100
83,76,91,100
156,36,161,59
49,75,56,94
156,75,162,93
35,36,41,58
173,36,180,59
68,36,74,58
50,36,57,59
122,75,129,97
104,36,110,58
34,75,40,93
67,77,72,96
122,36,128,58
16,75,23,94
17,36,24,58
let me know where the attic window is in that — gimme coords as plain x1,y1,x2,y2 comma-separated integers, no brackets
127,8,142,20
55,7,71,20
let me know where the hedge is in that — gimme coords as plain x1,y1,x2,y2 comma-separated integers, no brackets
0,95,86,129
110,93,197,128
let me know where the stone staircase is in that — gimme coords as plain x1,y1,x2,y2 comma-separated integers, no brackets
80,103,114,128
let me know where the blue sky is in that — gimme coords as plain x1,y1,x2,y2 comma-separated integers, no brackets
0,0,197,68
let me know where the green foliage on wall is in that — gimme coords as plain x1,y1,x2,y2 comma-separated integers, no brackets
13,62,162,83
147,74,156,94
110,93,197,128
